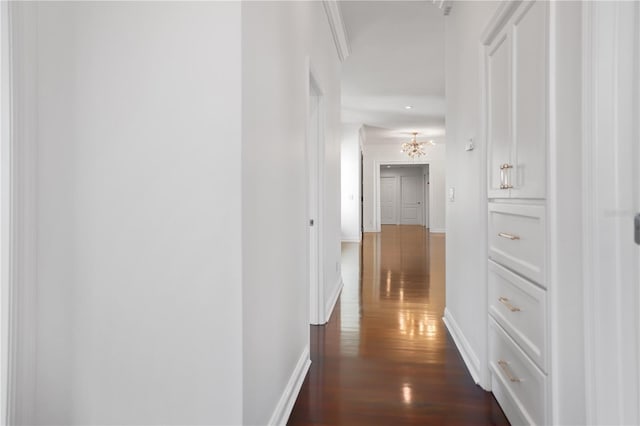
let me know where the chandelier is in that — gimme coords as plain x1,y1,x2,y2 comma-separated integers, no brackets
401,132,428,158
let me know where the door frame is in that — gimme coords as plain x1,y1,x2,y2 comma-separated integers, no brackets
0,3,12,422
582,2,640,424
2,4,37,425
423,166,430,229
373,160,429,232
306,60,325,326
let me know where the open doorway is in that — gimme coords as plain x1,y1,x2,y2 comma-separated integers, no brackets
379,164,429,227
370,160,432,232
307,70,325,325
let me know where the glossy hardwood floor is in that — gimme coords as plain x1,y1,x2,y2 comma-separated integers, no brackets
288,225,509,426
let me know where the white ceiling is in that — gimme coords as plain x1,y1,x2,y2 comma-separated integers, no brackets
339,1,446,144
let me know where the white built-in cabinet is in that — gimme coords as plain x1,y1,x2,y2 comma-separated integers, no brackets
487,0,546,200
484,1,549,425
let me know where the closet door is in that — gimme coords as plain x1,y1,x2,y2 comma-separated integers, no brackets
380,176,397,225
511,0,547,199
400,175,423,225
487,30,512,198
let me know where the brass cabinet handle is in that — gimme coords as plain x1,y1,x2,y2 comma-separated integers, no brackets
498,360,521,382
498,232,520,240
498,297,521,312
499,164,514,189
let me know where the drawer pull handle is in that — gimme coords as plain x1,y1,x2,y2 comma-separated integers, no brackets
498,360,521,383
498,232,520,240
498,297,521,312
499,163,513,170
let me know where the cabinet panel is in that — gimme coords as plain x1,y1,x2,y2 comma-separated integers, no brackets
484,1,549,424
488,203,546,285
512,0,547,198
489,318,548,426
489,260,547,371
487,33,512,198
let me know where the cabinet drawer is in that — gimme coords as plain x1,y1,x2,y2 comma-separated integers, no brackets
489,317,547,426
488,203,545,285
489,260,547,371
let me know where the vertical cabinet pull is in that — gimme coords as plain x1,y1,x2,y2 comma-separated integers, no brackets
498,297,521,312
499,163,514,189
498,360,521,382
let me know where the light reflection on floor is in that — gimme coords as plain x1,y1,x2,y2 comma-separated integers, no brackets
288,225,510,425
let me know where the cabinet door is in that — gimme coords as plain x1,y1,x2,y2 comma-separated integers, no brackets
487,31,512,198
511,0,547,199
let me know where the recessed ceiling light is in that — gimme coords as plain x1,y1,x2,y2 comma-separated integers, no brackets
404,105,413,110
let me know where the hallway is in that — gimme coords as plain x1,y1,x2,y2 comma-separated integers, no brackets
288,226,509,425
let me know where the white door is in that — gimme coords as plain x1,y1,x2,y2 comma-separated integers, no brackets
584,2,640,424
380,176,397,225
400,175,423,225
511,0,546,199
487,29,511,198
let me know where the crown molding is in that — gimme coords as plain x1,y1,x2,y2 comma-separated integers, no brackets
322,0,351,62
480,0,522,46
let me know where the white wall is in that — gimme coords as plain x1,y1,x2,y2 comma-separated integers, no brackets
9,2,344,425
341,124,361,242
31,2,243,425
241,2,343,425
362,142,445,233
444,0,498,387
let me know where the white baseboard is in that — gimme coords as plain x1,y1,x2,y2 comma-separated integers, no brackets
341,237,361,243
443,308,484,388
429,228,446,234
324,276,343,323
268,345,311,426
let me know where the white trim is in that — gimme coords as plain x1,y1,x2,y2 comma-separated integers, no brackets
428,228,446,234
341,237,361,243
636,2,640,421
306,60,326,326
2,4,36,425
547,2,557,423
581,3,600,423
481,0,523,46
443,308,486,389
322,0,350,62
547,2,559,424
477,14,491,391
0,2,13,424
324,276,343,324
268,345,311,426
358,126,366,152
582,3,640,424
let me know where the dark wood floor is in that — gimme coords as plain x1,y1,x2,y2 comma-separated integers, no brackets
288,225,509,426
